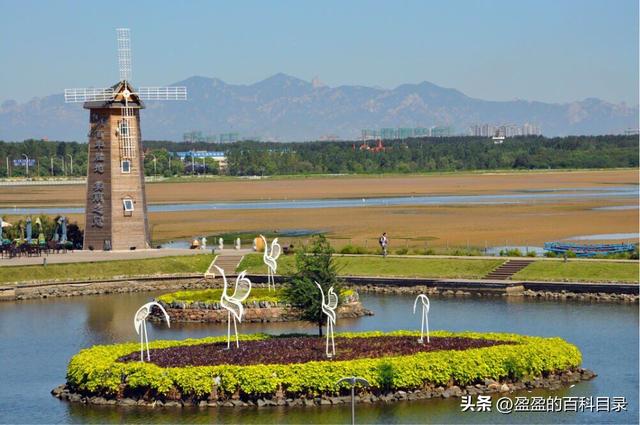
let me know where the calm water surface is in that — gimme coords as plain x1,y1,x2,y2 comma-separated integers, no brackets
0,186,636,215
0,292,637,424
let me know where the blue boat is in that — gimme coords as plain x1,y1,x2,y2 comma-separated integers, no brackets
544,242,636,257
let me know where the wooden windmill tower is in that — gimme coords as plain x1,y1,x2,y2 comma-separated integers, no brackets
65,28,187,250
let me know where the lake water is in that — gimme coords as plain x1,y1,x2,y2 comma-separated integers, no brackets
0,292,637,424
0,186,636,216
564,233,640,241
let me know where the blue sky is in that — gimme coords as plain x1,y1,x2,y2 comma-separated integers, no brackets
0,0,638,104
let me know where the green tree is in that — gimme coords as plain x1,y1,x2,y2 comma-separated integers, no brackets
282,235,343,336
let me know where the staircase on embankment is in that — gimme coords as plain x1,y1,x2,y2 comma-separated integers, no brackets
484,259,533,280
205,251,246,278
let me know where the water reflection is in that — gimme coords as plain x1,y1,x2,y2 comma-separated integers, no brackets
0,292,637,424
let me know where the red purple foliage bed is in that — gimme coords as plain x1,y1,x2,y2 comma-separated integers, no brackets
118,335,511,367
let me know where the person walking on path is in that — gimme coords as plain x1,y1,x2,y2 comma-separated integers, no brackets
379,232,389,257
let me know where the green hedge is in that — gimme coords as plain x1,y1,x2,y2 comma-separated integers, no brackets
157,288,283,305
66,331,581,399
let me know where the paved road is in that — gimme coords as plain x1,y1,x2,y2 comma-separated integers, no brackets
0,248,211,267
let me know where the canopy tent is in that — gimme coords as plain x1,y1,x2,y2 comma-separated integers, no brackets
53,217,68,243
0,217,12,242
26,217,32,244
35,217,45,245
59,217,68,243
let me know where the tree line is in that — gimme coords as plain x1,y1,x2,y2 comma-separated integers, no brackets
0,135,636,177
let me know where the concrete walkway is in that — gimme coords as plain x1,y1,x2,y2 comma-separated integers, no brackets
0,248,207,267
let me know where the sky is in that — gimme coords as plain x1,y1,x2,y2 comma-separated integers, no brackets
0,0,638,105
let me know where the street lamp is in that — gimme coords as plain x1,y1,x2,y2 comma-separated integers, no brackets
59,156,66,176
21,154,29,177
201,156,206,176
5,156,10,177
336,376,370,425
66,154,73,176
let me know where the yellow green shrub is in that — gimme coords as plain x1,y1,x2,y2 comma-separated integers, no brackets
65,331,581,399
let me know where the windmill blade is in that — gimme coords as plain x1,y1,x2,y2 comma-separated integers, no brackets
64,88,115,103
116,28,132,81
136,86,187,100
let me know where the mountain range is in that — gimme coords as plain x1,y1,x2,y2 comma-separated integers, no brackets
0,73,637,141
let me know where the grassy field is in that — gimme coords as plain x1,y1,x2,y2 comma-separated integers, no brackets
0,254,213,285
237,254,504,279
239,253,639,283
512,260,640,283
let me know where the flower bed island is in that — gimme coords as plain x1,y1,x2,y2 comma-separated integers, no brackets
151,288,371,323
52,331,594,408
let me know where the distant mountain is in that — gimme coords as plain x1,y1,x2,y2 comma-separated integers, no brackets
0,73,637,141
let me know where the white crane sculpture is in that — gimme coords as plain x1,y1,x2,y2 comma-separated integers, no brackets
413,294,430,344
260,235,281,291
134,301,170,362
316,281,339,358
215,265,252,349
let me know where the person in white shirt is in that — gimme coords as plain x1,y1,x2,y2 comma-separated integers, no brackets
379,232,389,257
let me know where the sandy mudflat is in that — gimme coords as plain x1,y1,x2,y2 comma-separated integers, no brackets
145,200,638,248
1,169,637,248
0,169,636,206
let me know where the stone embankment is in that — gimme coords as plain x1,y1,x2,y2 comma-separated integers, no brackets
51,367,596,408
1,274,636,303
359,284,639,303
523,289,638,303
0,275,208,301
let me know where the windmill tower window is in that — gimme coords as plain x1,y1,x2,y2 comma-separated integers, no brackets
123,198,135,216
121,159,131,173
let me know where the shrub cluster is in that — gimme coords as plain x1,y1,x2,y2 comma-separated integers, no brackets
66,331,581,400
157,288,283,305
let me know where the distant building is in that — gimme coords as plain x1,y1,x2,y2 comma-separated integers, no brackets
319,134,339,141
470,122,541,138
183,131,240,143
430,126,453,137
361,126,452,140
175,151,227,170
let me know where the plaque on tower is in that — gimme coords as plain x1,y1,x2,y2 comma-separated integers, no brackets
64,28,187,250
